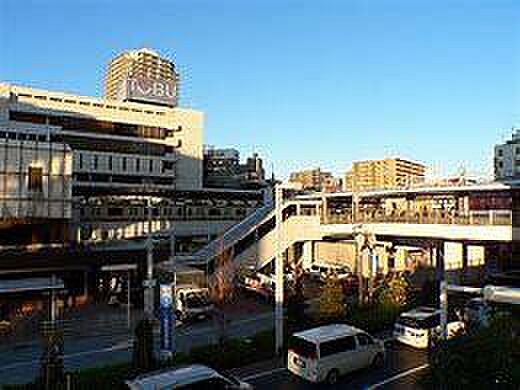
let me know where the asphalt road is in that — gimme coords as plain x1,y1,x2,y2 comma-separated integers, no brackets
241,342,429,390
0,309,275,385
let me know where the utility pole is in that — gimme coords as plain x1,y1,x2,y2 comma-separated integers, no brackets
274,183,284,357
274,182,300,357
144,197,155,318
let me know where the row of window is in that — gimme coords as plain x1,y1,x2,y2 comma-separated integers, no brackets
0,130,48,143
73,172,174,186
79,205,248,220
10,110,182,141
16,93,169,116
77,153,174,174
497,146,520,157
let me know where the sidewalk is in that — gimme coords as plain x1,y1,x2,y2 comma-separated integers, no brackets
0,303,142,352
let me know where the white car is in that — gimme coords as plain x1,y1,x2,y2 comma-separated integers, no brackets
126,364,252,389
287,324,385,385
305,262,351,281
393,306,464,349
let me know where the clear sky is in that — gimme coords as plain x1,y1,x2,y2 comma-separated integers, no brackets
1,0,518,180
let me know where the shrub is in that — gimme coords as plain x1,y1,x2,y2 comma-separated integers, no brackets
427,315,520,388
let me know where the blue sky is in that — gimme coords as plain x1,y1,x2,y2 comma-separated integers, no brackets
1,0,518,179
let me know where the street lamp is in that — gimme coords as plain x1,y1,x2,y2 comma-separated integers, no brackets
275,181,301,357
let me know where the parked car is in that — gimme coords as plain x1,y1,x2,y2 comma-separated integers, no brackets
241,274,272,302
304,262,351,282
287,324,385,385
393,306,464,349
126,364,253,389
241,272,293,303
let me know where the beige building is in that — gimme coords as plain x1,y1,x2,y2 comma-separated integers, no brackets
289,168,336,192
0,82,203,192
104,48,179,107
345,158,426,192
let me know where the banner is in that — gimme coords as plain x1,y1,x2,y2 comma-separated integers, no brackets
159,283,175,353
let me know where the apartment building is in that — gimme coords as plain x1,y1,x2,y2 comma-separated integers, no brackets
495,129,520,181
289,168,335,192
104,48,179,107
345,158,426,192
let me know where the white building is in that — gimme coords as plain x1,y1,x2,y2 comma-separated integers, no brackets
495,129,520,181
0,82,203,194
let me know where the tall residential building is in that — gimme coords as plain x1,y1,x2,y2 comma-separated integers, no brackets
0,82,203,193
104,48,179,107
289,168,334,192
345,158,426,192
494,129,520,181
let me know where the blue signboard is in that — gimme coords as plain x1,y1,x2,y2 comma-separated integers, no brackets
159,284,175,353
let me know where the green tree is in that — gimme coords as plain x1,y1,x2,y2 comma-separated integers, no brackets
318,273,346,322
132,318,155,373
376,273,409,309
428,314,520,388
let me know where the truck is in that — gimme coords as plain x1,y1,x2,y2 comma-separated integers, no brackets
175,285,214,322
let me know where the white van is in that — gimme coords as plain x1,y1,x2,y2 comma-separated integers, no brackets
287,324,385,385
126,364,252,389
393,306,464,349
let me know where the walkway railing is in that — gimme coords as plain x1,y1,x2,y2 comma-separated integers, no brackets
324,210,512,226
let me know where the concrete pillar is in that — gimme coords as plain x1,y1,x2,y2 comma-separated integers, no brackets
322,196,328,223
435,241,445,283
461,243,469,283
296,203,301,216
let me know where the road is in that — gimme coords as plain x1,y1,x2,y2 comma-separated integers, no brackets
0,309,275,385
239,342,429,390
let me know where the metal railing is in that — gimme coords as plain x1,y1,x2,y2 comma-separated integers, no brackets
323,209,512,226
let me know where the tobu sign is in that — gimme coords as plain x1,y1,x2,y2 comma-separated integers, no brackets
120,77,177,106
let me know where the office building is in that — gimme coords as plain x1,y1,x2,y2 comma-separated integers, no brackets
0,82,203,194
289,168,334,192
203,146,266,189
345,158,426,192
495,129,520,181
104,48,179,107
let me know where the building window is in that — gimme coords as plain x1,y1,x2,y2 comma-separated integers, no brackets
108,156,113,171
79,153,83,169
28,166,43,193
149,159,153,172
122,157,127,171
136,158,140,172
497,149,503,157
93,155,98,170
516,147,520,155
